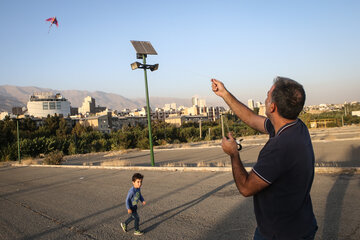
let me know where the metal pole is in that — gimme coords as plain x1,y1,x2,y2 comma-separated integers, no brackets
143,55,155,166
221,114,224,138
17,119,21,163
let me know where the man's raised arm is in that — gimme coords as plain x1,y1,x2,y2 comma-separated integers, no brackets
211,78,267,133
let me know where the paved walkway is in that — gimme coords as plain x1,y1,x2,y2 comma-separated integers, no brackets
2,126,359,239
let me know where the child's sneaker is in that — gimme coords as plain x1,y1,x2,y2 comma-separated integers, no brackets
120,223,127,232
134,230,144,236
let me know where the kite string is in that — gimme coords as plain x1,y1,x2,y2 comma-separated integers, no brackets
187,69,224,82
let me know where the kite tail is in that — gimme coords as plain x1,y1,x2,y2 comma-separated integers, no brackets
48,24,53,34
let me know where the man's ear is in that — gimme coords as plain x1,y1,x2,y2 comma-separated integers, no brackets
270,102,276,113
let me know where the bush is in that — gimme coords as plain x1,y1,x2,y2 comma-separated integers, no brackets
0,144,18,161
156,139,168,146
68,141,77,155
137,137,149,149
110,130,134,150
43,151,64,165
179,127,198,142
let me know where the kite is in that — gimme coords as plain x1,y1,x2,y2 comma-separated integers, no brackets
46,16,59,33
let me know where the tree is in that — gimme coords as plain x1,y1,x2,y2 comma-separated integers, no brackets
56,118,70,137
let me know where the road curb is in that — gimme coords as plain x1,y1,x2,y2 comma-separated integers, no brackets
10,164,360,174
314,167,359,174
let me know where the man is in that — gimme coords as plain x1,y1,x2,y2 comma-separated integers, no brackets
211,77,318,240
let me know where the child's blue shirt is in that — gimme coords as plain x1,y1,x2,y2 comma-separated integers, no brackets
126,186,144,209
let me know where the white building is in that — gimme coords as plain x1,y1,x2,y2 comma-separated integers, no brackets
78,96,95,115
0,112,16,120
192,97,199,106
258,104,266,117
198,99,206,107
248,99,254,110
27,92,71,118
192,97,206,107
164,103,177,111
352,111,360,117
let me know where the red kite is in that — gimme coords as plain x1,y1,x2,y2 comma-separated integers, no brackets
46,17,59,33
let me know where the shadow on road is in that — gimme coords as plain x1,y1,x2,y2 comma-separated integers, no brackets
345,145,360,166
322,173,354,239
18,203,123,240
3,169,224,240
196,197,256,240
141,180,234,233
316,144,359,239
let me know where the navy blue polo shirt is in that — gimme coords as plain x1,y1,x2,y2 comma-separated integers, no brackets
252,118,317,239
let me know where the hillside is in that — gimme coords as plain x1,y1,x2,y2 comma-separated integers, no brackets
0,85,193,112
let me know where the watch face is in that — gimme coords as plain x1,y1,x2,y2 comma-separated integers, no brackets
236,139,243,151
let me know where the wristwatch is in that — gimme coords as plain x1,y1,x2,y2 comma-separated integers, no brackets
236,139,243,151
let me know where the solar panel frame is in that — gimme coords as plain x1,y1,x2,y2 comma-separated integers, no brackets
131,41,158,55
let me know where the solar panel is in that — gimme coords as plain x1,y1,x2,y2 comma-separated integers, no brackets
131,41,157,55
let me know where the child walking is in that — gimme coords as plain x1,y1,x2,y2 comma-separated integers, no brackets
121,173,146,236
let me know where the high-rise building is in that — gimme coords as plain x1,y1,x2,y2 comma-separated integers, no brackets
192,96,206,107
78,96,95,115
192,97,199,106
198,99,206,107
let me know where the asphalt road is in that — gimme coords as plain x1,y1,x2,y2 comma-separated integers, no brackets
0,166,359,240
2,126,359,239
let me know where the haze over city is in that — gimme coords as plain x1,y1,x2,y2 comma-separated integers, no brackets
0,0,359,106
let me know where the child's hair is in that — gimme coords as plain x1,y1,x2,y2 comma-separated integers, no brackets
132,173,144,182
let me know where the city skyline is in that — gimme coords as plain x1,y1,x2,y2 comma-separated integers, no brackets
0,1,359,106
2,84,358,114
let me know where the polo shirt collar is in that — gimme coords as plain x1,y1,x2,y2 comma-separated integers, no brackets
276,119,299,137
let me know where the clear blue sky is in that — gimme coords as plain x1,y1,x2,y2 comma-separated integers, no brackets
0,0,359,106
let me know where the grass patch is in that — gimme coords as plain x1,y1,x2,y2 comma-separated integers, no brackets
21,158,42,165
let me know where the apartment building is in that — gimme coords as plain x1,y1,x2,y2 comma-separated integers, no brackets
27,92,71,118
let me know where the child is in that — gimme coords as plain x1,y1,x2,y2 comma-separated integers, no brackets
121,173,146,236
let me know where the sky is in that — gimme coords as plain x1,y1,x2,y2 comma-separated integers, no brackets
0,0,359,106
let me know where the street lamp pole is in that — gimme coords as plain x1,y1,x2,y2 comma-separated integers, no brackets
130,40,158,166
142,55,155,166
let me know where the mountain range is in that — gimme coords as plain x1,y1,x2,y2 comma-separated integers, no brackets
0,85,196,113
